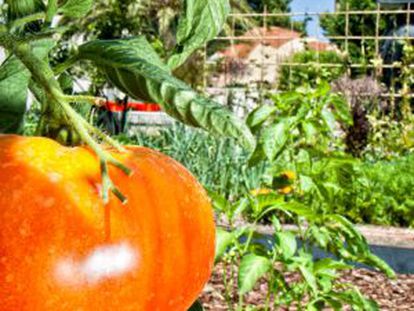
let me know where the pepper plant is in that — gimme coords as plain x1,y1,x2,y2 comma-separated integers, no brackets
0,0,255,204
211,84,395,310
214,192,394,310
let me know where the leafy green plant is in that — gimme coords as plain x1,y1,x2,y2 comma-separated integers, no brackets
349,155,414,227
213,191,394,311
278,50,346,91
320,0,398,67
116,124,265,200
0,0,255,201
206,83,395,310
0,2,256,309
248,82,351,165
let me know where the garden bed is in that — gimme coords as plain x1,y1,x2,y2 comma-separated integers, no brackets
200,264,414,310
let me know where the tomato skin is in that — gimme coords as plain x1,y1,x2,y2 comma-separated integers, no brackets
0,135,215,311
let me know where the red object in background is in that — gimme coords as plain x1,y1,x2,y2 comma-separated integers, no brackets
104,101,161,112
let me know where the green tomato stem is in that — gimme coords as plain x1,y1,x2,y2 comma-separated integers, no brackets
53,55,79,75
101,160,128,204
0,31,131,204
62,94,106,107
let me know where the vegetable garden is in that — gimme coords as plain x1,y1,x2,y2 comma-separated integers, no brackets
0,0,413,310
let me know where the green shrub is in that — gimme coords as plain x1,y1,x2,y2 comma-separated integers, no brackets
355,155,414,227
278,49,346,91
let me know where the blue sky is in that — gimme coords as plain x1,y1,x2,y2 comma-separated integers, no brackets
289,0,335,40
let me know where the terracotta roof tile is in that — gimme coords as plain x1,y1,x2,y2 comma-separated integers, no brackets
218,26,334,59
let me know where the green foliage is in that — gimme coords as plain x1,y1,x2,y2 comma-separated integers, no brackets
0,0,255,152
320,0,398,66
6,0,45,20
0,39,55,133
249,83,352,164
207,83,394,309
59,0,93,18
278,50,347,91
116,124,264,200
246,0,305,32
78,37,255,150
213,190,392,310
353,155,414,226
168,0,230,69
238,254,272,294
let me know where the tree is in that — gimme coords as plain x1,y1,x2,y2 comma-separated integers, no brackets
247,0,305,32
320,0,400,71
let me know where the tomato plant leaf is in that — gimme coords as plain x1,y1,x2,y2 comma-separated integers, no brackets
6,0,45,20
298,265,318,294
301,121,318,145
275,231,297,259
215,228,235,262
238,254,271,295
0,39,55,133
313,258,350,273
0,56,29,133
321,107,336,133
168,0,231,70
187,300,204,311
262,120,289,161
246,105,277,129
60,0,93,18
78,37,255,151
330,94,352,126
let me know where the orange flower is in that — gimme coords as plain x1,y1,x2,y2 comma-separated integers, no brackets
281,170,296,180
278,186,293,195
250,188,272,196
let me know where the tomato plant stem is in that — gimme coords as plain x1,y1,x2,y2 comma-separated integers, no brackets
0,30,131,203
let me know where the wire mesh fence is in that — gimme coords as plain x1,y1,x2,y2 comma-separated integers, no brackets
203,1,414,116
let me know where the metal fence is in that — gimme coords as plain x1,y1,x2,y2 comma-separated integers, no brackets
203,2,414,115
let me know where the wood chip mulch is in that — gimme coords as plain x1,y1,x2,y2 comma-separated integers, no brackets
200,264,414,310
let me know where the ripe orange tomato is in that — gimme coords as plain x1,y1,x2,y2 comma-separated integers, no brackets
0,135,215,311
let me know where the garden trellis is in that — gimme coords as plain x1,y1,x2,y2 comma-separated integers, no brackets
203,1,414,113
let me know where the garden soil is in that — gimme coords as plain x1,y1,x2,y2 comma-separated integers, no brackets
200,264,414,310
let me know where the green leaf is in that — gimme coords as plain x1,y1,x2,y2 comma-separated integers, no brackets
238,254,272,295
258,201,316,220
313,258,350,273
7,0,45,20
188,300,203,311
262,120,289,161
298,265,318,294
0,39,55,133
168,0,231,69
331,95,352,125
215,228,235,262
256,192,284,210
0,56,29,133
321,107,336,133
302,121,318,144
60,0,93,18
275,231,297,259
246,105,277,129
78,37,256,151
365,253,396,279
332,290,379,311
207,190,229,213
328,215,367,245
